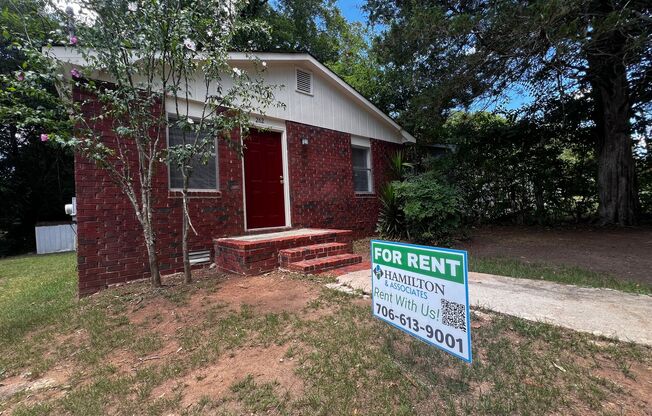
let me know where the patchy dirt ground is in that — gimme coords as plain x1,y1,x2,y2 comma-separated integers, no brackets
2,267,652,415
0,271,323,415
150,343,303,407
458,225,652,285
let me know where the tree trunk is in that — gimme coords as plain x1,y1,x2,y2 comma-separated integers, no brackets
146,239,162,287
124,186,162,288
182,198,192,284
586,2,639,225
534,182,545,224
143,225,162,287
594,79,637,225
182,173,192,284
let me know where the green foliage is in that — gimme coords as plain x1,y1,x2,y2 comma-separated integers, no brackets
636,139,652,218
0,0,74,254
386,149,413,181
366,0,650,224
323,22,384,100
440,102,598,225
366,0,651,139
392,172,462,244
237,0,359,64
377,172,462,245
379,101,602,239
376,183,403,239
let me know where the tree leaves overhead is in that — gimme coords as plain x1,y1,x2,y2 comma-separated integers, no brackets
365,0,652,140
233,0,382,98
235,0,354,63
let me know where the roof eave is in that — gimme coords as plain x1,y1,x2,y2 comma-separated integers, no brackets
44,47,417,143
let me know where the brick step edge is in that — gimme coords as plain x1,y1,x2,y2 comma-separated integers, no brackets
284,253,362,273
278,242,351,266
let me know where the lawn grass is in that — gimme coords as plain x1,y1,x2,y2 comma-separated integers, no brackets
0,252,76,344
1,253,650,415
294,291,651,415
470,256,652,295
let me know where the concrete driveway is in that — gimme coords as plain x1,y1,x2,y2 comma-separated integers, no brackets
328,270,652,346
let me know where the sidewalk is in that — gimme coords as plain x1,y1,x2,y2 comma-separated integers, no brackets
327,270,652,346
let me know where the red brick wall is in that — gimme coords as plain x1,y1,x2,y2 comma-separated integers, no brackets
74,91,402,295
74,88,245,296
286,121,402,237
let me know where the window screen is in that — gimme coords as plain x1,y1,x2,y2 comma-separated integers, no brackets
168,124,217,190
352,146,372,193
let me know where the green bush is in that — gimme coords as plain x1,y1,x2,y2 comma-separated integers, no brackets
377,173,463,245
438,107,600,225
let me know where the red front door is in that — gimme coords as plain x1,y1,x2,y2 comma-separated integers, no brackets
244,130,286,229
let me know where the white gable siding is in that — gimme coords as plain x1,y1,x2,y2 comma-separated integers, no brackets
172,62,403,143
45,47,411,143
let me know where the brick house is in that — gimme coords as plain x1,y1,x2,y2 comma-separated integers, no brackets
50,49,415,295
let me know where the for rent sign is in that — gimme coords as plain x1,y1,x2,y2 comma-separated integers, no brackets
371,240,472,363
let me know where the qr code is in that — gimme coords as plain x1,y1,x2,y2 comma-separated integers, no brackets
441,298,466,332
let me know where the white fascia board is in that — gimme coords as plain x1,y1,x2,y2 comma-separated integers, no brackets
44,46,84,61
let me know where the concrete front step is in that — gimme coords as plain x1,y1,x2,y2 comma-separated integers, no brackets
285,253,362,273
279,242,350,267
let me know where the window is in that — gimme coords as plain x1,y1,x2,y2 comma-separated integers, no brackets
296,68,313,95
352,146,372,193
168,123,218,190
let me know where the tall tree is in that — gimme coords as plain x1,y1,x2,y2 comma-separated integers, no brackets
366,0,652,225
43,0,274,287
233,0,381,97
0,0,74,255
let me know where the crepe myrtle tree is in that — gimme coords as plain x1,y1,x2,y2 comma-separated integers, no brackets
45,0,278,287
166,50,278,285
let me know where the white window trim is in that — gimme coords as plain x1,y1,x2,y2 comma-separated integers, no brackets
295,66,314,96
352,143,373,195
167,115,220,192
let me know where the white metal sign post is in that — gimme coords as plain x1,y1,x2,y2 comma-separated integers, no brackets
371,240,472,363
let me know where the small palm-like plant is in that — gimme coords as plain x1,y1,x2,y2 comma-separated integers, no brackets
376,183,405,239
388,149,414,181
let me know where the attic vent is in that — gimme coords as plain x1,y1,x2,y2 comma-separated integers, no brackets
296,68,313,95
189,250,211,265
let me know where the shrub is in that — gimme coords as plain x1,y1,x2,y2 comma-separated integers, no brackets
377,173,463,245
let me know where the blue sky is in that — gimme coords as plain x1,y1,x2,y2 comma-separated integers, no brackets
336,0,366,23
